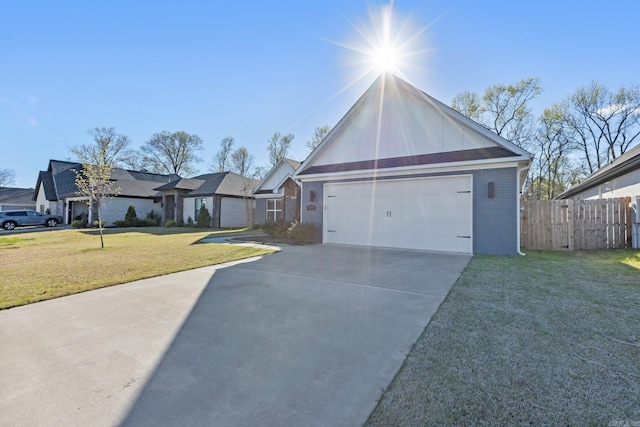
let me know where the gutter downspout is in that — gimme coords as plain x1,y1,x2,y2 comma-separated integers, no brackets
517,164,531,256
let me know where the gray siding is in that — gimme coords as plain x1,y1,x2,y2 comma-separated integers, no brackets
300,167,518,255
255,198,267,223
472,168,517,255
284,195,297,223
299,181,324,242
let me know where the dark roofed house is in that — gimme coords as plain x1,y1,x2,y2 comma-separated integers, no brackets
0,187,36,211
557,143,640,248
35,160,179,226
155,172,259,228
253,158,301,224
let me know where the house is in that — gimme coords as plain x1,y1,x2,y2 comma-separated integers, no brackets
34,160,179,225
293,73,533,255
253,158,301,224
557,143,640,248
154,172,258,228
0,187,36,211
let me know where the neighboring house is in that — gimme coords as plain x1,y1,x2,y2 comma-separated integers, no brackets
0,187,36,211
34,160,179,226
253,158,301,224
293,73,533,255
557,143,640,248
155,172,258,228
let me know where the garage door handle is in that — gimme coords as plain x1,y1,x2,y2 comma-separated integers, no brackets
328,230,336,232
457,235,471,239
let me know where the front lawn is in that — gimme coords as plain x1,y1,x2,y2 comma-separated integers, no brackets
366,250,640,426
0,227,276,309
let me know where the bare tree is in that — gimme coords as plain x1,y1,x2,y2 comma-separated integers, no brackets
71,127,132,167
451,91,482,122
141,130,203,176
0,168,16,186
563,81,640,174
230,146,255,177
74,163,120,249
305,125,332,153
451,77,543,150
211,136,235,172
267,132,294,166
527,104,582,200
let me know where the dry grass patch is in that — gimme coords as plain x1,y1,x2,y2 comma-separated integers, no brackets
366,249,640,426
0,227,276,309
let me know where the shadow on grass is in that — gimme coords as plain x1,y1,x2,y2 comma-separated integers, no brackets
78,226,253,237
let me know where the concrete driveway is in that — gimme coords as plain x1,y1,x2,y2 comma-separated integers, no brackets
0,244,470,427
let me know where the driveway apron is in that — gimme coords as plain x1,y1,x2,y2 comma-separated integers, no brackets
0,244,470,427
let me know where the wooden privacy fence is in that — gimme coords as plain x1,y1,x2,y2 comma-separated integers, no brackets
521,197,632,250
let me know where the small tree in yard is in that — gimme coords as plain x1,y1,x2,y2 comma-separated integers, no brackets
74,163,120,249
124,205,137,226
197,207,212,228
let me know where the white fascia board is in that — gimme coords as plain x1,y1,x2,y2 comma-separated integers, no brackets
296,157,527,182
254,192,284,199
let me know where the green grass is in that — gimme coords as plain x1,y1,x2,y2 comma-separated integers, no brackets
366,249,640,426
0,227,276,309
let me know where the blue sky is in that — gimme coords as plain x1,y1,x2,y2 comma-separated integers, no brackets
2,0,638,188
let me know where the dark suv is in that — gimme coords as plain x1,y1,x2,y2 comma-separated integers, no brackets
0,210,64,230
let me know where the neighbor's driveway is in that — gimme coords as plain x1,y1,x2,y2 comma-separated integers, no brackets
0,244,470,427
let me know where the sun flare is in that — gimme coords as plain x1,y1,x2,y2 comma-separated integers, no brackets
326,1,435,82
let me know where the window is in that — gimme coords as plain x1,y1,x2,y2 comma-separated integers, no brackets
40,205,45,214
266,199,282,222
195,198,207,219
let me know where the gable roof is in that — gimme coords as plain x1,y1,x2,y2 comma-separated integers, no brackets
557,143,640,199
253,158,300,195
295,73,531,178
157,172,259,197
0,187,35,205
36,159,180,200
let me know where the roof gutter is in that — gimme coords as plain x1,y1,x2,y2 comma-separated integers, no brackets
516,163,531,256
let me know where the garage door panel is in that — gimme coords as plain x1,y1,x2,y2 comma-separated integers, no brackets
324,176,472,254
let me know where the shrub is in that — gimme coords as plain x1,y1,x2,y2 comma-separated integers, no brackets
165,220,176,228
45,208,51,215
187,216,194,227
113,220,126,228
197,208,212,228
124,205,137,226
142,218,157,227
92,220,105,228
287,221,317,244
146,210,162,226
261,221,289,238
71,220,83,228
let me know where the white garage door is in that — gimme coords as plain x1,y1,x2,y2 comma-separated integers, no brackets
323,175,473,253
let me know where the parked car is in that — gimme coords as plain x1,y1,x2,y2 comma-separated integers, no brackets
0,210,64,230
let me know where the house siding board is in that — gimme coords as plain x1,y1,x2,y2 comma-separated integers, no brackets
255,198,267,223
301,167,518,255
472,167,517,255
300,181,324,242
220,197,252,228
101,197,159,226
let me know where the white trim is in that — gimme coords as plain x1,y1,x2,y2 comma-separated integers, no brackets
295,73,533,178
266,198,282,222
297,158,524,182
254,192,284,199
253,158,297,194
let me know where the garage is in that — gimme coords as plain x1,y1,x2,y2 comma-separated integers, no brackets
295,74,533,255
323,175,473,253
